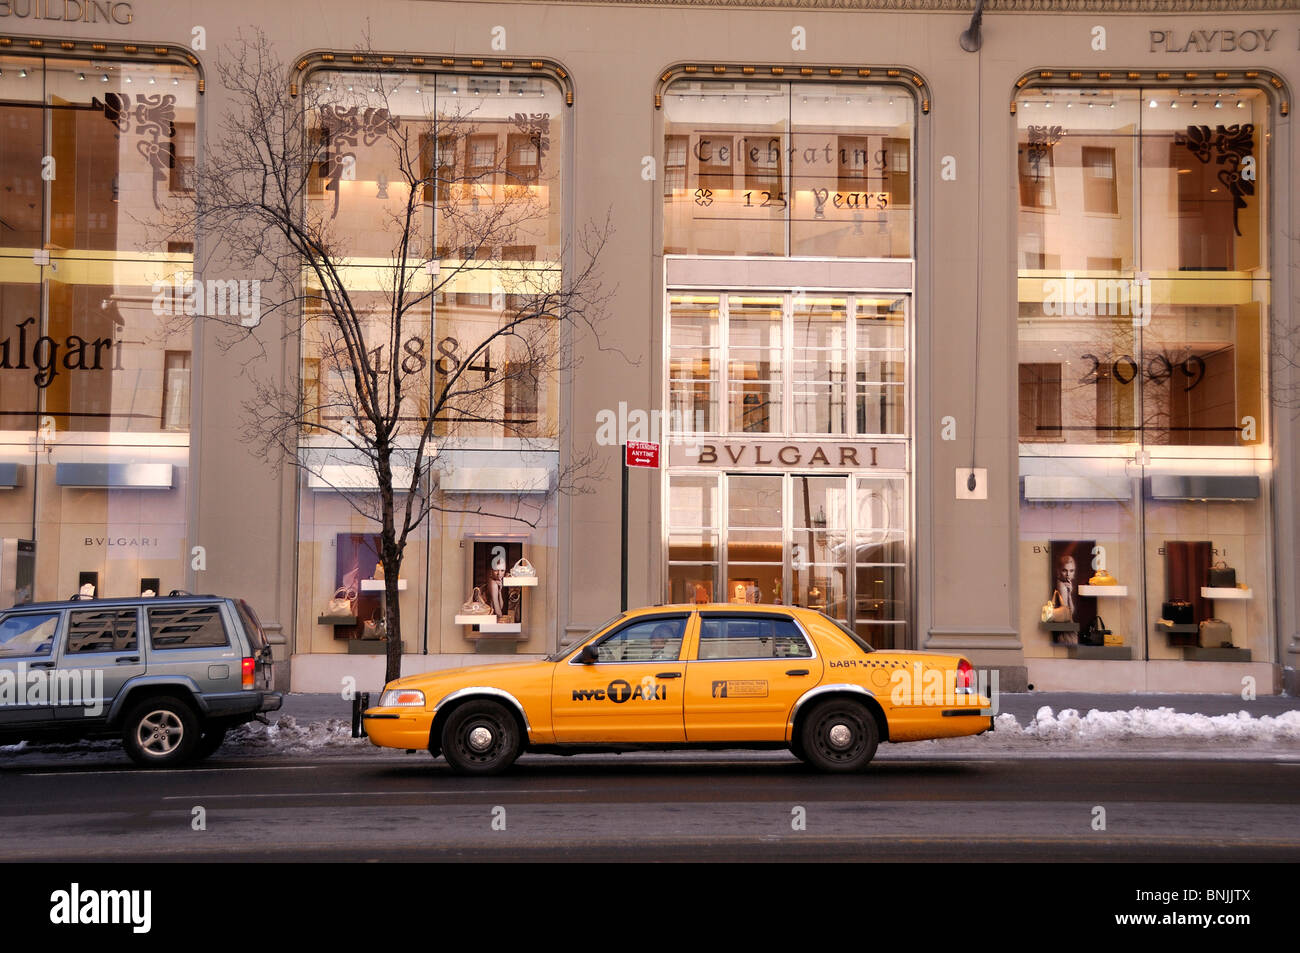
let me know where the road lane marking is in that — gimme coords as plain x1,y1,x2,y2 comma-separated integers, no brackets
161,788,589,800
21,765,323,777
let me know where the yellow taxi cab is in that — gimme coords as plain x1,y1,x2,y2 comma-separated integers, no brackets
363,604,993,774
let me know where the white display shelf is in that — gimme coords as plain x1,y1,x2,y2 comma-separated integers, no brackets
360,579,407,591
1202,587,1252,600
1078,585,1129,597
503,577,538,587
454,614,495,625
475,621,523,634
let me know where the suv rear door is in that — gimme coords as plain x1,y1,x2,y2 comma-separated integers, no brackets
52,605,146,723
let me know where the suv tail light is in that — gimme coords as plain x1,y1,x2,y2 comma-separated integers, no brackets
241,657,256,690
956,658,974,692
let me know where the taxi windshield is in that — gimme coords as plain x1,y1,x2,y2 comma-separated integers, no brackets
544,613,625,662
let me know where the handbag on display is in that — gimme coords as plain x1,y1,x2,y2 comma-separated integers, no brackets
1053,628,1079,646
1161,600,1194,625
1041,591,1071,623
461,587,493,616
373,562,385,581
1208,560,1236,588
362,607,387,640
1082,615,1111,647
326,587,356,616
1199,618,1232,645
508,557,537,579
1088,569,1117,586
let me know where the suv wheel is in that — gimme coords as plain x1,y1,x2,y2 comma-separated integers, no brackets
123,697,199,768
440,701,521,776
800,698,878,773
192,726,228,761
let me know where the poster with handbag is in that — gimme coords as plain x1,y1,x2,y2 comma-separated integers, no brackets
334,533,382,640
468,536,526,625
1047,540,1097,644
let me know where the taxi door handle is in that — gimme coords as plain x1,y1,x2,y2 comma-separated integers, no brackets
116,656,140,664
655,672,682,679
786,669,810,676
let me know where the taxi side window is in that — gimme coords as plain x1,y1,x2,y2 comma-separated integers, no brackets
698,617,812,660
0,613,60,658
593,618,687,662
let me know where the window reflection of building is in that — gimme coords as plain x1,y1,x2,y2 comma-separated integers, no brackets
297,68,566,655
0,52,198,603
1015,83,1274,668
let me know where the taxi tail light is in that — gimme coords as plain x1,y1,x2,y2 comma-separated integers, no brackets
956,658,975,691
241,657,256,690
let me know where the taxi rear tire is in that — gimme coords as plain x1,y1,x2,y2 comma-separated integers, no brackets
441,700,521,776
800,698,878,773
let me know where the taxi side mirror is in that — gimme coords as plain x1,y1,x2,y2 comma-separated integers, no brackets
577,644,599,664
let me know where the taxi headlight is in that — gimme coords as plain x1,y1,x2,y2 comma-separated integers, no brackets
378,689,426,707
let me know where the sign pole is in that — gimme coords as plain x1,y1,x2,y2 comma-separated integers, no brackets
620,443,629,611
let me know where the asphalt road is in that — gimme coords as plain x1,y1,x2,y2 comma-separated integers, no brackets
3,750,1297,861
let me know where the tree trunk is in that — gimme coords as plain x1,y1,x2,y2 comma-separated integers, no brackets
377,450,404,685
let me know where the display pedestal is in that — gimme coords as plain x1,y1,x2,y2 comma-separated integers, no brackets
474,638,520,654
1183,646,1252,662
1066,645,1132,660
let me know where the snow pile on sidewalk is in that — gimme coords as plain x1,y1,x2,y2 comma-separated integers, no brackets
975,706,1300,747
224,715,370,753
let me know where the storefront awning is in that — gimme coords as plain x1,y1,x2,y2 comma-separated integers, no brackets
1147,475,1260,501
55,463,174,489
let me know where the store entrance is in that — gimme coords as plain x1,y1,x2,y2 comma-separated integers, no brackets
667,470,907,649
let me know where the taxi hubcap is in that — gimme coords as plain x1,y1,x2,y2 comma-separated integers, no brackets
828,724,853,748
468,726,494,751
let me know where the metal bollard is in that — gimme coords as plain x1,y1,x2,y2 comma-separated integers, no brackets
351,691,371,738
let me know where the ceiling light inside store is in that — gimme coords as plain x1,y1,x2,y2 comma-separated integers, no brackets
125,76,131,83
1236,100,1244,108
173,77,179,86
78,73,86,81
19,69,27,78
1148,98,1157,107
101,73,109,82
149,77,155,84
1214,99,1222,108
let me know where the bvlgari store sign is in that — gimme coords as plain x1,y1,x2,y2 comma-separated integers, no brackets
671,440,906,470
0,0,133,24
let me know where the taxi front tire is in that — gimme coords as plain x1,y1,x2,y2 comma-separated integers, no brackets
440,700,521,776
799,698,879,773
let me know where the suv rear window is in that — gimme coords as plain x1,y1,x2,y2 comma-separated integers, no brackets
235,600,268,652
68,608,139,654
148,604,229,649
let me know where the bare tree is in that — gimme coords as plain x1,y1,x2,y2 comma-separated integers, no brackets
162,31,610,681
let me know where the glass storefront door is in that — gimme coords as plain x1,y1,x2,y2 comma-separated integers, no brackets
668,471,908,648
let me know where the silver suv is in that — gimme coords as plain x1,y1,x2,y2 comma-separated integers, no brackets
0,593,281,767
